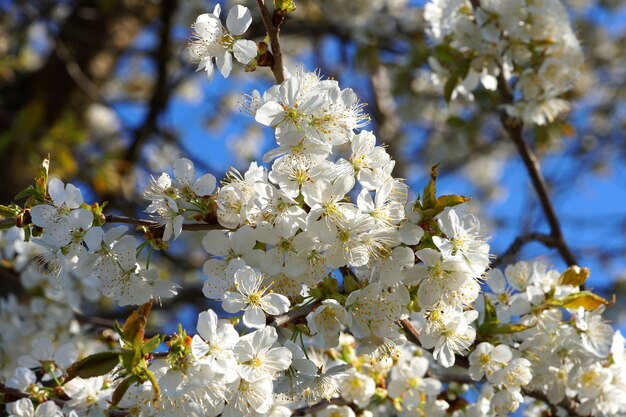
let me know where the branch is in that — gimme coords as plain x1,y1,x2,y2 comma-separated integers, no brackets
470,0,578,270
492,232,556,268
498,107,578,267
291,398,350,416
123,0,178,164
270,300,321,327
369,65,403,167
104,215,221,232
255,0,285,84
400,318,420,345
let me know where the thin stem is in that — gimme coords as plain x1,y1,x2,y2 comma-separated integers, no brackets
146,245,153,270
105,215,221,232
492,232,556,268
270,300,321,327
255,0,285,83
400,318,420,345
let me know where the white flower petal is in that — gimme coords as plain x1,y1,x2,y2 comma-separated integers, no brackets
226,5,252,36
233,39,257,64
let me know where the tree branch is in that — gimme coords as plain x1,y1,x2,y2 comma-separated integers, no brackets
123,0,178,164
469,0,578,270
104,215,221,232
400,318,420,345
270,300,321,327
255,0,285,84
291,398,350,416
496,75,578,267
492,232,556,268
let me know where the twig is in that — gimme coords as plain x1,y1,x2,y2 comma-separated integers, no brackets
104,214,221,231
255,0,285,83
492,232,556,268
496,75,578,267
400,318,420,345
270,300,321,327
55,39,101,102
123,0,178,163
291,398,349,416
370,65,403,167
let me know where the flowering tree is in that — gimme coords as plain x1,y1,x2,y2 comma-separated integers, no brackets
0,1,625,417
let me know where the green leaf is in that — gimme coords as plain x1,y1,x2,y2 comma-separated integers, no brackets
433,44,466,67
274,0,296,12
422,164,440,210
65,351,120,383
0,204,21,217
120,302,152,347
119,350,140,372
141,335,162,356
434,194,471,215
110,375,138,407
14,186,44,202
483,294,498,324
343,274,361,295
479,322,533,336
558,291,611,311
443,75,460,103
558,266,590,287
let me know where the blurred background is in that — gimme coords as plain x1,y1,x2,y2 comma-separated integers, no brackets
1,0,625,331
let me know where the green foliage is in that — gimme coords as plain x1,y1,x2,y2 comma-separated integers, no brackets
111,302,163,406
65,351,120,383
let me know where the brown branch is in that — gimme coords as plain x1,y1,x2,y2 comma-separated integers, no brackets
270,300,321,327
496,78,578,267
54,39,101,102
369,65,403,168
104,215,221,231
291,398,350,416
400,318,420,345
492,232,556,268
123,0,178,164
255,0,285,84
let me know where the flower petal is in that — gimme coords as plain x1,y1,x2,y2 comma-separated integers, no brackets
226,5,252,36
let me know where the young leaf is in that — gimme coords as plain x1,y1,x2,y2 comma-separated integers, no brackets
479,322,533,337
65,351,120,383
558,266,590,287
559,291,611,311
120,302,152,347
482,294,498,324
422,164,440,210
142,335,163,356
434,194,471,215
110,375,138,407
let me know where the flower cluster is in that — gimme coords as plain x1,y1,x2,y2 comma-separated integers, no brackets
463,262,625,416
424,0,584,125
20,174,180,306
114,311,293,417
